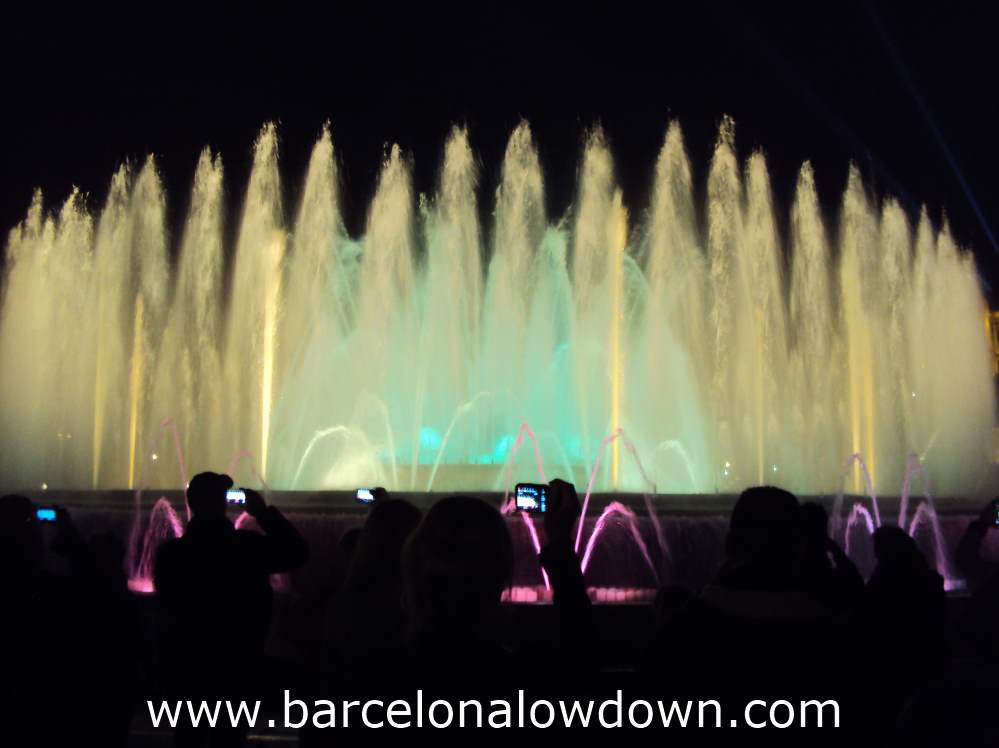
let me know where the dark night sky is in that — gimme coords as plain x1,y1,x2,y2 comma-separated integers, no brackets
2,2,997,298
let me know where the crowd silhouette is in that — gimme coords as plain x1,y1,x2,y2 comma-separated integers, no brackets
3,476,999,743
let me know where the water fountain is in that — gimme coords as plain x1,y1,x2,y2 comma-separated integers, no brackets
1,118,995,597
1,118,993,498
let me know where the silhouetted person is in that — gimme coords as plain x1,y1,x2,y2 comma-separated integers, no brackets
857,526,946,724
1,496,136,744
328,498,422,675
0,494,44,578
898,502,999,735
333,487,386,575
956,498,999,590
536,479,594,656
956,500,999,661
397,481,591,701
1,495,64,741
646,487,842,712
84,531,143,746
153,472,308,747
653,583,695,629
402,493,513,677
796,501,864,611
337,526,362,563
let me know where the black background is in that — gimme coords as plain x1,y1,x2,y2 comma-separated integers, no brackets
2,2,996,298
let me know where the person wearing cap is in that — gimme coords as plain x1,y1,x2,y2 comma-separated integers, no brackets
152,472,308,732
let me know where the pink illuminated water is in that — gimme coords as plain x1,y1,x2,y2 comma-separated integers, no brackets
834,451,959,588
127,496,183,593
501,586,657,604
576,430,626,552
497,424,666,590
832,452,881,534
125,439,273,592
579,501,659,584
121,418,967,599
843,503,876,559
499,422,548,507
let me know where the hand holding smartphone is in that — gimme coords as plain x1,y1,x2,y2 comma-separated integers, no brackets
35,506,58,523
515,483,547,513
355,487,387,506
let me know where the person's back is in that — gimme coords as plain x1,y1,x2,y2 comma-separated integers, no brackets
795,501,864,612
156,517,279,657
1,495,69,738
856,526,946,725
397,483,593,706
861,527,945,647
955,499,999,661
647,487,846,707
329,497,421,676
401,494,514,682
862,526,945,640
0,496,115,744
153,474,308,693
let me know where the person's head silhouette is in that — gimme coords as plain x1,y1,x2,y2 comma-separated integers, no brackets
723,486,800,586
344,499,422,595
872,526,928,572
799,501,829,543
402,495,512,640
185,472,233,519
361,499,422,554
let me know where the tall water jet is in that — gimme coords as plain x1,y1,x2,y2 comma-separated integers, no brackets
639,122,710,491
917,222,996,491
839,165,879,493
572,128,629,486
789,162,839,490
91,168,134,488
706,117,748,487
269,126,350,487
225,124,285,482
353,143,418,487
0,193,49,486
0,190,94,488
149,148,225,484
742,152,788,485
875,199,913,491
909,208,938,462
481,121,547,459
609,197,627,487
127,157,170,488
418,127,482,460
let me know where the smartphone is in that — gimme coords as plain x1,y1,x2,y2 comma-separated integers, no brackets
356,488,375,504
515,483,547,514
36,506,57,523
226,489,246,505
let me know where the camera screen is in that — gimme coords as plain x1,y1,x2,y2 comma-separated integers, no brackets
515,484,546,513
356,488,375,504
226,489,246,505
36,507,57,522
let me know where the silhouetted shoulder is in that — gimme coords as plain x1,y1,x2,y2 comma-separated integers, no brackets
153,536,184,573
